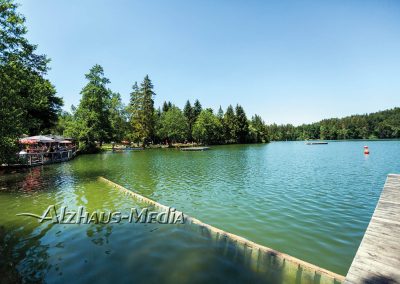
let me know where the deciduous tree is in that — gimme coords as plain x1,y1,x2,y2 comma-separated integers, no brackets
157,106,187,146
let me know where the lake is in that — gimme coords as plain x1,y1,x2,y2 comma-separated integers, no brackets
1,141,399,283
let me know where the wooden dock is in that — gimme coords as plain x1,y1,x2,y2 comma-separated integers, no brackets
4,147,77,168
306,142,328,145
345,174,400,284
180,147,210,151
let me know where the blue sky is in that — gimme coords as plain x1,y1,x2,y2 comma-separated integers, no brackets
18,0,400,125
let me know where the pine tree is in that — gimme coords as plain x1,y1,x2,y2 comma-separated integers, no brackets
217,106,224,120
140,75,156,145
75,64,111,150
129,82,144,144
128,75,156,147
234,104,249,143
162,101,170,113
183,100,194,141
193,99,202,121
223,105,236,143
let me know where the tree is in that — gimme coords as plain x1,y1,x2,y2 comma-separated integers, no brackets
217,106,224,121
52,110,74,136
192,109,223,144
162,101,172,113
157,106,188,146
249,114,268,143
234,104,249,143
193,99,202,121
223,105,236,143
183,100,194,141
128,82,142,144
108,92,128,143
129,75,156,147
183,100,192,120
24,75,62,134
75,64,111,150
0,0,63,163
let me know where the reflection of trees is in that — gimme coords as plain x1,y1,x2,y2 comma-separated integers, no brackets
0,223,52,284
0,226,22,284
86,224,113,246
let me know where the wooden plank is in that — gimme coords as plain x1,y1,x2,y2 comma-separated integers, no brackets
345,174,400,284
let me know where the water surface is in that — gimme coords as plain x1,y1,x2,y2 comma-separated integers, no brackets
1,141,399,282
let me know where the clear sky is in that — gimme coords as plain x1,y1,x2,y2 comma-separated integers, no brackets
18,0,400,125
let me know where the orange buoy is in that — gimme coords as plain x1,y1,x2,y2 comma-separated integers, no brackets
364,146,370,155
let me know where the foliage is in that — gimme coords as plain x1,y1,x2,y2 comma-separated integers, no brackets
267,108,400,141
192,109,223,144
108,92,129,143
162,101,172,113
183,100,194,141
74,64,111,148
234,104,249,143
249,114,268,143
0,0,63,164
223,105,236,143
193,99,202,121
156,106,188,145
128,75,156,146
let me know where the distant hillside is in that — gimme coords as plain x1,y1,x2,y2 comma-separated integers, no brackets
267,107,400,141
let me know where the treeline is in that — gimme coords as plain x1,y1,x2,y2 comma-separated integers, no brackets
0,1,63,164
267,108,400,141
55,65,269,152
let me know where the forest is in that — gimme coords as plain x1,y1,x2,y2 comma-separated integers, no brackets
267,107,400,141
53,64,268,151
53,63,400,149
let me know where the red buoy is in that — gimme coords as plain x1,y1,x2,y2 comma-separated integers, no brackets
364,146,370,155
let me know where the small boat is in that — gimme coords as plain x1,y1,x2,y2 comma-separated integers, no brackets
306,142,328,145
180,147,210,151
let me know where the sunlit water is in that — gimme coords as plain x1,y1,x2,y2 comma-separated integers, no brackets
1,141,399,282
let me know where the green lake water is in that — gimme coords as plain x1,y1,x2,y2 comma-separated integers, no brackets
1,141,399,283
